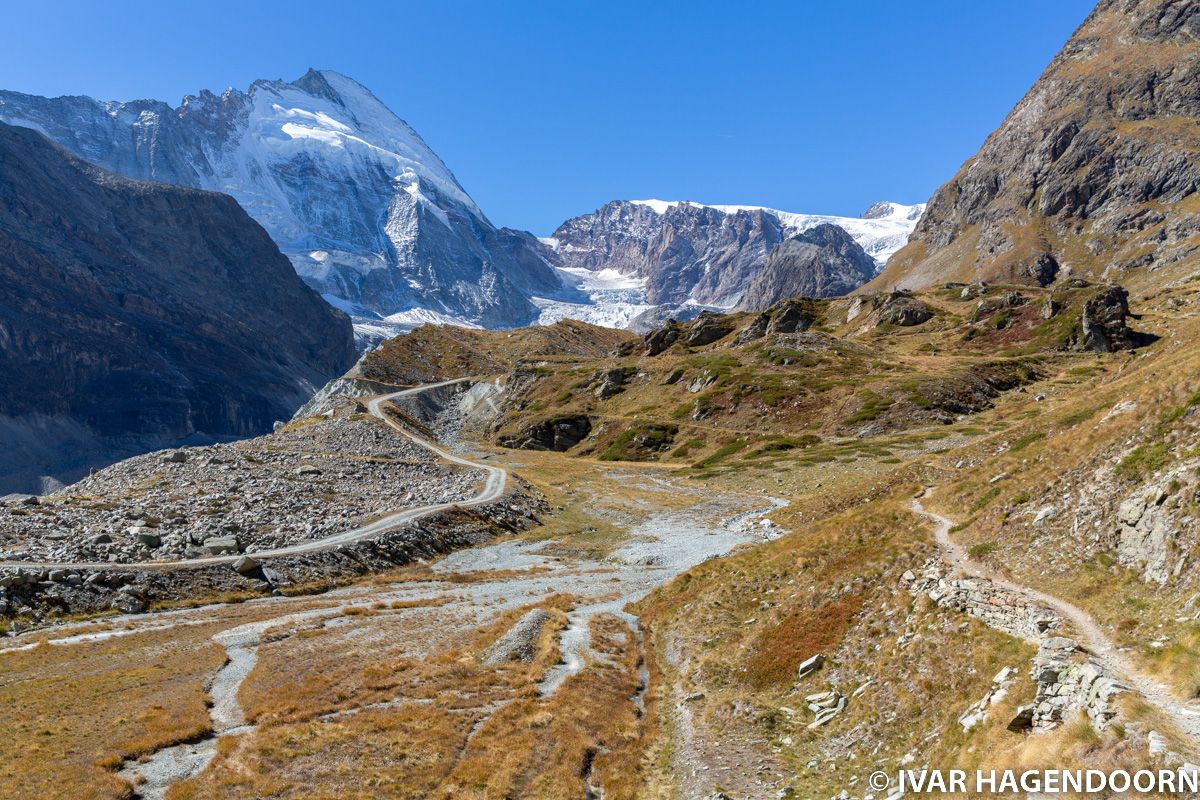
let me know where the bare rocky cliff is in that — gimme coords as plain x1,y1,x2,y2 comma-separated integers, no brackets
553,200,786,306
0,122,356,493
877,0,1200,291
736,224,877,311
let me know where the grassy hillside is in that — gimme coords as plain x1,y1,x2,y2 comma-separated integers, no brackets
356,319,637,386
481,284,1147,477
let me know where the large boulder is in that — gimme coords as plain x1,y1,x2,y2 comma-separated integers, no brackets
1077,285,1138,352
768,298,818,334
875,292,934,327
644,324,681,356
684,313,735,347
590,367,635,400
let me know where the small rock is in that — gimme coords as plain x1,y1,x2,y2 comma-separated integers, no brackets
797,653,825,680
233,555,260,575
134,530,161,548
1033,506,1058,527
112,592,146,614
204,535,241,555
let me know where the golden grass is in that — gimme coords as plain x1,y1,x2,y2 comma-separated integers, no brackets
0,625,227,800
165,592,654,799
928,303,1200,696
440,614,646,799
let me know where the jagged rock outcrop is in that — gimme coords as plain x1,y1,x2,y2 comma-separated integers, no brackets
1116,466,1198,584
0,122,356,494
733,298,820,345
643,312,738,356
873,292,934,327
1075,285,1142,351
0,69,562,331
589,367,635,400
736,224,878,311
879,0,1200,291
684,313,735,346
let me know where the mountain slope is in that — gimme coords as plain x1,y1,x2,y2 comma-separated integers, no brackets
0,122,356,494
736,223,878,311
876,0,1200,291
549,199,924,308
0,69,563,333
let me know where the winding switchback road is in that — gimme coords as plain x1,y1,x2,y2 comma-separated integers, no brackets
0,379,508,572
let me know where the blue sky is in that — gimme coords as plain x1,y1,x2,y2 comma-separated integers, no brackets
4,1,1095,234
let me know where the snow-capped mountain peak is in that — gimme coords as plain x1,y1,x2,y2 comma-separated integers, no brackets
624,198,926,266
0,71,561,343
534,197,925,330
239,69,481,219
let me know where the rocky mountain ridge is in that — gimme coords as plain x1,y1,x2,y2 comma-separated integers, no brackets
0,69,565,338
0,121,356,494
736,223,879,311
878,0,1200,292
545,198,924,316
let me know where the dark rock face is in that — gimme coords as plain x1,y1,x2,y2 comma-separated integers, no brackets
736,224,877,311
733,298,819,346
500,415,592,452
643,312,737,356
0,123,356,493
0,70,561,328
590,367,636,400
884,0,1200,289
553,200,788,305
733,313,772,346
644,325,681,357
684,313,735,347
769,299,818,334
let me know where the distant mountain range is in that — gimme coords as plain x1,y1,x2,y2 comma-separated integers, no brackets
1,71,925,340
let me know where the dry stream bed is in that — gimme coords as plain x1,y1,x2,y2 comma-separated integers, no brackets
0,456,780,799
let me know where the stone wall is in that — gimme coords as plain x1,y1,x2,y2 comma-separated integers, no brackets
905,560,1124,733
904,563,1060,641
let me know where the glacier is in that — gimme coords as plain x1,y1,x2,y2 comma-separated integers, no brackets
624,199,925,269
539,199,925,326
